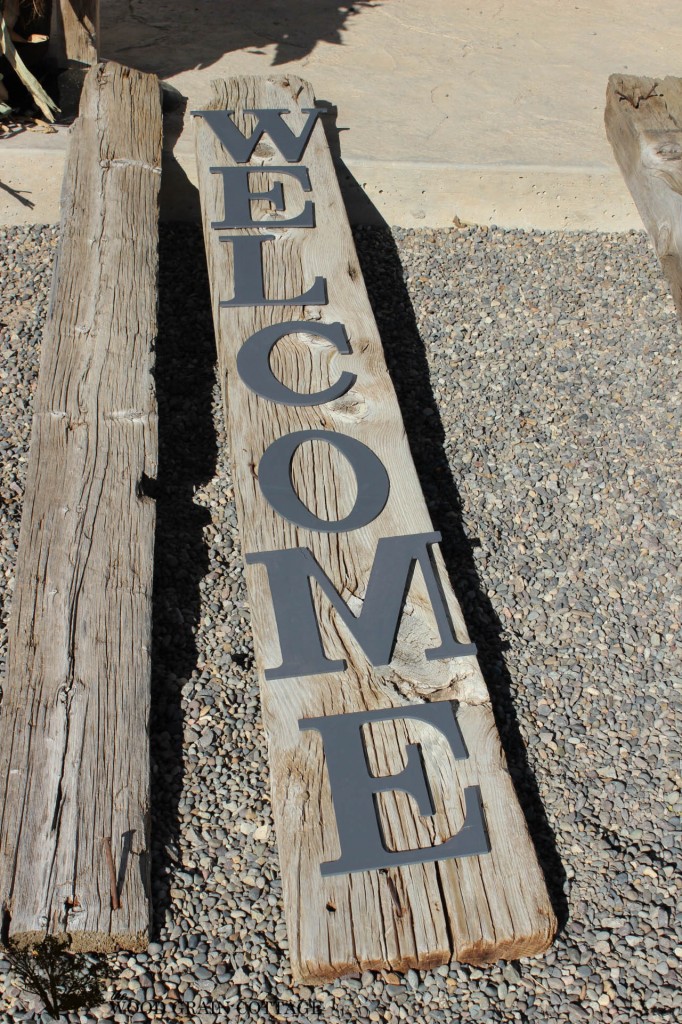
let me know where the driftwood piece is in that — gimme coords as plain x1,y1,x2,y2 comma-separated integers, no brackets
194,75,556,982
0,61,161,952
605,74,682,321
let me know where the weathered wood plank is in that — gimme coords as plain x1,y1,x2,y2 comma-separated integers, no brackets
194,75,556,982
605,74,682,322
52,0,99,65
0,61,161,952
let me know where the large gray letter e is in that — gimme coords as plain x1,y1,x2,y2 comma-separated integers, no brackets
299,701,489,876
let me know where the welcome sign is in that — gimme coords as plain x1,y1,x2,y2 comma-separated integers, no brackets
193,76,555,981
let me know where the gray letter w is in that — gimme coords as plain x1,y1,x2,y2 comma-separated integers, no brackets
191,107,324,163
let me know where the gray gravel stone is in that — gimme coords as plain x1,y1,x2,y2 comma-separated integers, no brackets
0,223,680,1024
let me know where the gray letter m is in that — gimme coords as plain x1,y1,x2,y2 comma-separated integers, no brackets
245,532,476,680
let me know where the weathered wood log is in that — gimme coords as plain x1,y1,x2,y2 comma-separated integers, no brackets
194,76,556,982
605,74,682,322
51,0,99,65
0,61,161,952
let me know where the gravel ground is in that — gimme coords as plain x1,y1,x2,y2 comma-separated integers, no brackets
0,222,680,1023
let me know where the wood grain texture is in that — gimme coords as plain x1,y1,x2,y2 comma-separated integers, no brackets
52,0,99,65
0,61,161,952
194,76,556,982
605,75,682,322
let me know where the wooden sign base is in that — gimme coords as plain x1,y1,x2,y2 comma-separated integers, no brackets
194,75,556,982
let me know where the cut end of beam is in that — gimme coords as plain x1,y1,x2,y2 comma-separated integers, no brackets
2,927,149,956
605,73,682,323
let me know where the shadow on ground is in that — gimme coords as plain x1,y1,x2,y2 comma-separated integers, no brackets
319,104,568,929
105,0,381,76
354,220,569,931
2,937,112,1019
148,223,218,937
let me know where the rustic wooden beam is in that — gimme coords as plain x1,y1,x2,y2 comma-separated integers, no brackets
605,74,682,322
194,76,556,982
51,0,99,65
0,61,161,952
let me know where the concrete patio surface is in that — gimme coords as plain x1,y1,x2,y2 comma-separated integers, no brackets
1,0,681,228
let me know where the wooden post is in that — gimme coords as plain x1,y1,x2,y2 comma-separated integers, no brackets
51,0,99,65
0,61,161,952
605,75,682,322
194,76,556,982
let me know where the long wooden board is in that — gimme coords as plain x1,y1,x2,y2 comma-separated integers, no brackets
194,76,556,982
605,75,682,322
0,61,161,952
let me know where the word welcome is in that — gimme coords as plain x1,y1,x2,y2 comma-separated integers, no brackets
192,105,489,874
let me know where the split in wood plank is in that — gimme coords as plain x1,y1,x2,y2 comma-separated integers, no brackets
0,60,161,953
194,75,557,983
605,74,682,323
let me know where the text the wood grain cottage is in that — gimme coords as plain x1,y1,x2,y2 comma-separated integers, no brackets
193,76,556,981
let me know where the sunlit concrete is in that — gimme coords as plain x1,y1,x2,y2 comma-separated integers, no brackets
2,0,680,227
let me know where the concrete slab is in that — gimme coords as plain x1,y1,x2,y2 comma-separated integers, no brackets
1,0,680,228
